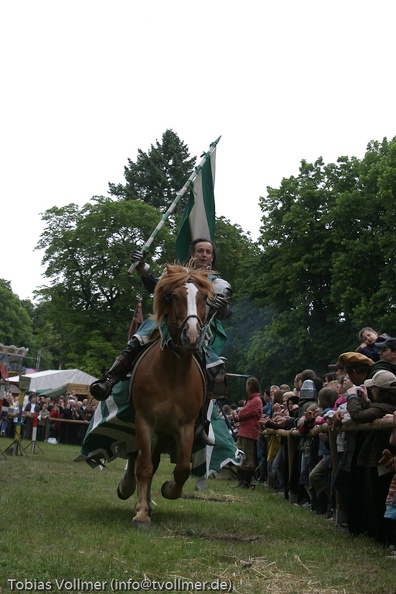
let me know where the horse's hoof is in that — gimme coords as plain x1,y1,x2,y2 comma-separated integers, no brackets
132,516,151,528
161,480,182,500
117,486,130,500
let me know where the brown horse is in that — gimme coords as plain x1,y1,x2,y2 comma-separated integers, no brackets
117,263,214,526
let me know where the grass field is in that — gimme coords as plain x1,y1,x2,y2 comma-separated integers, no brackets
1,440,395,594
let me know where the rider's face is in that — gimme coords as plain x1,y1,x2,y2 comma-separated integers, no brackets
191,241,214,269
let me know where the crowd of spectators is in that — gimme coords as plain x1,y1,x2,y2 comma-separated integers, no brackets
0,389,96,445
219,331,396,555
2,328,396,555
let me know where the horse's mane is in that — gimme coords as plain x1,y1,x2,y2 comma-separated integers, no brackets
153,263,214,323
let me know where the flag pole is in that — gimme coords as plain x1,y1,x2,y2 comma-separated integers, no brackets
128,136,221,274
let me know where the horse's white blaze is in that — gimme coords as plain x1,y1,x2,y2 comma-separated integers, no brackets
185,282,200,343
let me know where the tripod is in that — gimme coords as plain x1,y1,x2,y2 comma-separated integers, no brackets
0,444,7,460
22,438,44,455
2,437,27,456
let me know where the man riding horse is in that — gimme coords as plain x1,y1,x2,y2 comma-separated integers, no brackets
90,238,232,446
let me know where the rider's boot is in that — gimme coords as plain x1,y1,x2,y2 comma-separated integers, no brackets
90,337,141,401
194,403,215,447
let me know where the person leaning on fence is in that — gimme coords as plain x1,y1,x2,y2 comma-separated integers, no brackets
342,367,396,543
37,404,50,441
90,238,232,446
308,387,338,516
257,390,272,484
330,352,374,531
261,392,297,496
295,403,322,509
379,416,396,556
264,389,286,490
49,403,61,440
232,377,263,489
59,402,73,444
23,393,40,440
287,370,321,505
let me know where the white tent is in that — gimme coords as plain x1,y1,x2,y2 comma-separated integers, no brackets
8,369,98,393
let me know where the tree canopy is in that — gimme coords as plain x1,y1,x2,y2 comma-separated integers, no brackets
0,279,34,349
108,129,195,228
34,197,174,375
3,132,396,398
230,136,396,388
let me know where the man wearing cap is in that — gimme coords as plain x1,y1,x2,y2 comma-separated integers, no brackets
338,346,396,386
332,352,389,535
374,337,396,371
344,369,396,460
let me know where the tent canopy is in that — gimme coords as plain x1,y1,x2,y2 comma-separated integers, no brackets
8,369,98,395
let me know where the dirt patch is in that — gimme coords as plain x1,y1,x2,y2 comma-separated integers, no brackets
175,529,262,543
181,493,241,503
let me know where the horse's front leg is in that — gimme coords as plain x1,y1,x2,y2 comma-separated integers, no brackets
133,415,154,527
161,424,195,500
117,452,137,500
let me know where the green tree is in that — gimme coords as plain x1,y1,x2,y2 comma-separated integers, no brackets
214,216,259,295
108,129,195,224
35,197,173,375
236,158,358,386
0,279,39,372
208,217,259,397
0,279,34,349
330,138,396,331
235,136,396,388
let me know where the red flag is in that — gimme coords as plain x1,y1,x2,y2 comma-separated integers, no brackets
1,361,8,379
128,296,144,341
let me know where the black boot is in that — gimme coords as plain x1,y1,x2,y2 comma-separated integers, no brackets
194,408,215,446
243,470,254,488
232,468,249,488
90,338,141,401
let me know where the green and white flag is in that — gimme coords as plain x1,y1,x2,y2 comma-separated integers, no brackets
176,138,219,264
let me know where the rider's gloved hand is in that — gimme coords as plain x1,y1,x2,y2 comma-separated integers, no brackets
130,250,150,276
130,250,144,263
209,294,229,317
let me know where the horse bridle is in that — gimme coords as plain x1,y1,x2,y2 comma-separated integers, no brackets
166,282,208,348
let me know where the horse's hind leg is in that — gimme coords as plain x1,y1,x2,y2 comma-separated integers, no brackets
161,425,194,500
117,452,137,500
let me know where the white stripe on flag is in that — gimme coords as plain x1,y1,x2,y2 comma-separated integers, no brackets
189,149,216,238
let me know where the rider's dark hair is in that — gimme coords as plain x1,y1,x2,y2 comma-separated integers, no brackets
189,238,217,268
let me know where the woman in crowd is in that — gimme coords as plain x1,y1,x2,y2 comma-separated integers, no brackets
232,377,263,489
308,387,338,515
